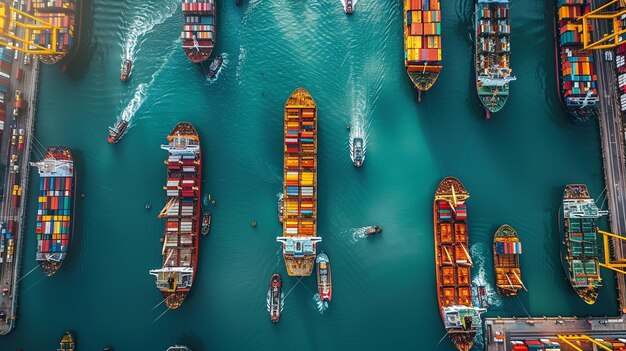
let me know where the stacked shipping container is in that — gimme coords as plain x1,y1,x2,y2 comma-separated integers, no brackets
182,0,215,63
615,43,626,112
555,0,598,121
28,0,78,64
36,175,72,255
404,0,441,64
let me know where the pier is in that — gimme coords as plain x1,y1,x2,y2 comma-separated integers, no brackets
485,1,626,349
0,49,40,335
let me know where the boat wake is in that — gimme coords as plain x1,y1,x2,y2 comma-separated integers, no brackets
312,293,329,314
470,243,502,310
339,0,358,10
345,226,370,242
236,45,247,81
207,53,229,84
122,0,178,62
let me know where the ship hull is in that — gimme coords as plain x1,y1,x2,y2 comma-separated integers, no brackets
182,0,216,63
404,0,442,95
493,224,522,297
433,177,477,351
34,147,75,276
38,0,83,67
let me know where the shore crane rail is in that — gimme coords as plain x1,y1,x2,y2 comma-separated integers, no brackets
579,0,626,50
0,2,61,55
556,334,613,351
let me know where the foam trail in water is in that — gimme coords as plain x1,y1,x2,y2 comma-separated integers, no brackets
344,226,370,243
470,243,502,310
122,0,179,61
206,53,229,84
312,293,329,314
236,46,247,81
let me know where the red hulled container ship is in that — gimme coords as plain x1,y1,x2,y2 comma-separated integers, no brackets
182,0,216,63
150,122,202,309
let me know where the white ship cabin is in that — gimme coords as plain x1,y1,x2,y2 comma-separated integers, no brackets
277,237,321,257
443,306,487,331
161,135,200,155
149,267,193,291
30,159,73,177
563,198,608,219
37,252,65,262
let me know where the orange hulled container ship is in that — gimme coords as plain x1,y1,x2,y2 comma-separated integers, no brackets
404,0,442,102
276,88,321,277
150,122,202,309
433,177,485,351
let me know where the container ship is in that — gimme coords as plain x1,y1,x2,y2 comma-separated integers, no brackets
433,177,486,351
475,0,516,118
560,184,607,304
554,0,599,122
493,224,524,297
276,88,321,277
182,0,216,63
404,0,442,102
150,122,202,309
28,0,83,65
316,252,332,301
30,147,75,276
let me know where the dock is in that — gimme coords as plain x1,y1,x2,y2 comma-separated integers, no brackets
0,49,40,335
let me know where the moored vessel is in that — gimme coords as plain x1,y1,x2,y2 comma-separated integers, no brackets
150,122,202,309
433,177,485,351
554,0,598,122
316,252,332,301
404,0,442,101
30,146,75,276
474,0,516,118
268,273,282,322
493,224,525,297
182,0,216,63
351,137,364,167
276,88,321,276
29,0,83,65
560,184,607,304
207,55,223,79
365,225,382,236
57,332,75,351
201,211,211,236
107,119,129,144
120,59,132,82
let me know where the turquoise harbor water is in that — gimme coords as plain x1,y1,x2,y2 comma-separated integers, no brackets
1,0,620,350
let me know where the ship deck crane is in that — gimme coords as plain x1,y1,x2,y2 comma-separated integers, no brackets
580,0,626,50
557,334,613,351
0,2,62,55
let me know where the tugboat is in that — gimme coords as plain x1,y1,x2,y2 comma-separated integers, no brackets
201,211,211,236
351,137,364,167
364,225,382,236
108,119,129,144
207,55,223,79
344,0,354,14
120,59,132,82
316,252,332,302
493,224,525,297
277,193,284,223
57,332,75,351
268,273,282,322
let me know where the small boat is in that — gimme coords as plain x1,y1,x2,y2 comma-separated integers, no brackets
120,59,132,82
345,0,354,14
351,137,364,168
364,225,382,236
277,193,284,223
493,224,525,297
269,273,282,322
166,346,191,351
316,252,332,302
57,332,75,351
201,211,211,236
108,119,129,144
207,55,223,79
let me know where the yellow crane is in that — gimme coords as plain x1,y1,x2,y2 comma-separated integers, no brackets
557,334,613,351
0,2,64,57
597,229,626,274
579,0,626,50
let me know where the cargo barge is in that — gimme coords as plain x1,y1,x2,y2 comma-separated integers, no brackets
474,0,516,118
553,0,599,122
404,0,442,101
493,224,524,297
433,177,485,351
560,184,607,304
28,0,83,66
30,146,75,276
150,122,202,309
276,88,321,277
182,0,216,63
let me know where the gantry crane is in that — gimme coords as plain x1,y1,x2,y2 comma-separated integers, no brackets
557,334,613,351
579,0,626,50
0,2,62,56
597,230,626,274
